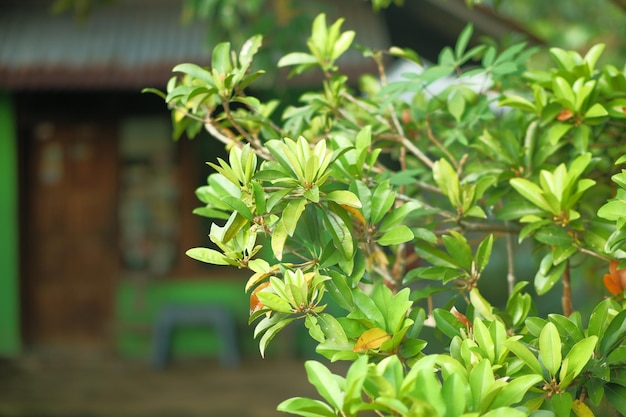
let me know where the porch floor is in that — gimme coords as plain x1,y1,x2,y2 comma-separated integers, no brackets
0,352,347,417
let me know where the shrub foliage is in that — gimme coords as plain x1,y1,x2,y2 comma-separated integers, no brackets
147,10,626,417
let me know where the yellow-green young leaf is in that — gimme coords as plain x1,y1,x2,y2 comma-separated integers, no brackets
257,291,293,314
473,318,495,363
277,397,336,417
503,339,543,375
560,336,597,388
353,328,391,352
258,317,296,358
499,94,536,112
598,200,626,221
540,322,562,377
490,374,543,409
248,259,270,275
304,360,344,411
548,123,574,145
448,90,466,122
185,247,230,265
271,220,289,261
553,76,575,108
277,52,318,67
331,30,355,61
325,190,362,208
470,288,495,321
282,199,307,236
481,408,528,417
469,359,494,411
433,158,461,209
510,178,552,212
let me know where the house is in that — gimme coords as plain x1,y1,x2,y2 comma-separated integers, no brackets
0,0,535,359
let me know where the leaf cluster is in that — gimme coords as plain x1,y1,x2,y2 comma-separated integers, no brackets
148,10,626,417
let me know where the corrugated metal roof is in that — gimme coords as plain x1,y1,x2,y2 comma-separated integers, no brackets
0,1,212,89
0,0,391,90
0,0,535,91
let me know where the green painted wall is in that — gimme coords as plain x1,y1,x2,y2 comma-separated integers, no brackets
115,280,255,358
115,279,314,360
0,91,21,356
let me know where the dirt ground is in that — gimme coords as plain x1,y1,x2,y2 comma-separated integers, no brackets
0,351,348,417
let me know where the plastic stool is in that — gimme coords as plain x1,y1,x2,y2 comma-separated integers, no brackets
150,304,240,369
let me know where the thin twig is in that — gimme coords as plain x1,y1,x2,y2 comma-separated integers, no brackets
505,226,516,296
562,260,573,317
425,115,458,167
578,246,612,262
341,92,435,168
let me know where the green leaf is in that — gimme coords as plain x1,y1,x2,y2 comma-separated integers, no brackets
540,322,562,377
389,46,422,65
331,30,355,61
433,159,460,209
305,361,344,410
561,336,597,383
473,318,495,362
282,199,307,236
325,190,362,208
608,347,626,365
238,35,263,68
548,123,574,145
185,247,230,265
470,288,495,321
605,384,626,416
503,339,543,375
378,225,414,246
499,94,536,112
598,200,626,221
257,316,296,357
490,374,543,409
221,196,254,221
379,201,421,233
469,358,494,411
271,220,288,261
585,103,608,119
551,392,573,417
448,89,466,122
534,254,566,295
277,397,336,417
413,243,458,268
475,234,494,272
510,178,551,212
211,41,233,75
172,62,214,84
322,209,353,259
433,308,466,339
553,76,575,108
600,309,626,356
350,290,386,329
371,181,396,225
533,227,572,247
588,298,613,339
455,23,473,59
257,291,293,314
442,373,467,417
442,232,473,271
481,408,527,417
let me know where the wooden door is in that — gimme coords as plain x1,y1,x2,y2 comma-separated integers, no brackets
23,123,119,349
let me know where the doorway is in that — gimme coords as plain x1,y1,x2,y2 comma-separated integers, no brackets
22,122,119,349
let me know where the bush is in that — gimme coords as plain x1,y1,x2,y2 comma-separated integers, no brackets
147,8,626,417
